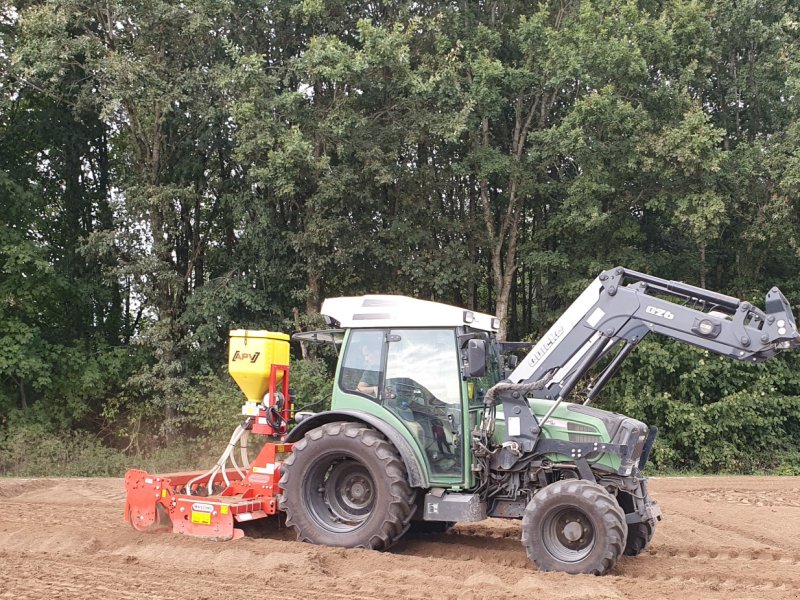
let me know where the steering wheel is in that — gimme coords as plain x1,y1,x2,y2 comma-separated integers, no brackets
388,379,450,417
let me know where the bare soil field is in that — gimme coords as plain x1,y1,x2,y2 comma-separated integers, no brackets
0,476,798,599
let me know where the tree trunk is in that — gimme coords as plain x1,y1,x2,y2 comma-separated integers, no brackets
307,271,321,314
478,91,539,340
699,242,706,288
293,307,309,360
18,378,27,411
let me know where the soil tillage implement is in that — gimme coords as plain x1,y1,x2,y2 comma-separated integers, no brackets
125,266,800,574
124,330,293,540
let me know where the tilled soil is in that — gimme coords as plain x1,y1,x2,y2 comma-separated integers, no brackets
0,476,798,599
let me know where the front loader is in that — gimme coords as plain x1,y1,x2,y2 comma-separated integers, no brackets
125,266,800,575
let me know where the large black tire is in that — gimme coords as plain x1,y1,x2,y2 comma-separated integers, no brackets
279,422,415,550
624,521,654,556
617,488,657,556
522,480,627,575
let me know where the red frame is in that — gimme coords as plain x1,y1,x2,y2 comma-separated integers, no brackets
124,364,293,541
252,364,290,436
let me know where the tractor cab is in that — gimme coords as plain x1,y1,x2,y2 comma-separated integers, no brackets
307,295,503,488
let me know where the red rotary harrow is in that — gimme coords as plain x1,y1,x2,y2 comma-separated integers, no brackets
124,331,293,541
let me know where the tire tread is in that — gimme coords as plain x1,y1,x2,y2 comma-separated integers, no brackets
521,480,627,575
279,422,415,550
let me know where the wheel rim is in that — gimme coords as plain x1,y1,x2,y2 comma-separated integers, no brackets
541,507,596,562
305,454,376,533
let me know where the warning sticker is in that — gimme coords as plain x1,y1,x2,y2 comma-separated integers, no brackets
191,512,212,525
586,307,605,328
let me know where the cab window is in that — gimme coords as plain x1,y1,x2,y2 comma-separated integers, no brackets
339,330,384,399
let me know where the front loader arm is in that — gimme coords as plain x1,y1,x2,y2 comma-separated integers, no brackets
509,266,800,403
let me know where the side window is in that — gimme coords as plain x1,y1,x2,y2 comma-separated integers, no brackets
469,336,501,406
340,330,385,399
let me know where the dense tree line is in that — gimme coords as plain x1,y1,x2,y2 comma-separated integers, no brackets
1,0,800,473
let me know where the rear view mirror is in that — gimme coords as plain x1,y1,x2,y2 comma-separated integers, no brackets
465,339,486,378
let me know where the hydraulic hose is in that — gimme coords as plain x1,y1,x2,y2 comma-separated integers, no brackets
207,424,246,494
240,428,250,470
479,374,552,440
185,421,250,495
229,440,245,479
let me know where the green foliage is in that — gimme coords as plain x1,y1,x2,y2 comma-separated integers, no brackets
171,374,244,434
290,356,334,413
2,0,800,475
0,422,240,477
0,424,130,477
601,340,800,473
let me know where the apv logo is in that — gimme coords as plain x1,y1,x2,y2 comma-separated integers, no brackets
645,306,675,320
232,351,260,363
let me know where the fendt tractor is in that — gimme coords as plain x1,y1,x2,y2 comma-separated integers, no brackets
125,267,800,575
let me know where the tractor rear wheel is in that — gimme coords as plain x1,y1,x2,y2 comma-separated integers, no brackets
279,422,415,550
522,480,627,575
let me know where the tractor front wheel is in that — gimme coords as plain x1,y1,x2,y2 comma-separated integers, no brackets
624,521,654,556
522,480,627,575
279,422,415,550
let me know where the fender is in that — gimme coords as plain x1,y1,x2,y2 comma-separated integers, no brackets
285,410,428,488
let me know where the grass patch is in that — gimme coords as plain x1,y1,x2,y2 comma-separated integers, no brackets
0,426,238,477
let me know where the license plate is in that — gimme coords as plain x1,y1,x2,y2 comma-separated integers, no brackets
191,511,211,525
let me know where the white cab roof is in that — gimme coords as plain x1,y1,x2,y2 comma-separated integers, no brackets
321,295,499,332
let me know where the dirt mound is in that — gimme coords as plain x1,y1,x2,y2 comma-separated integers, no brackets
0,478,59,498
1,476,799,599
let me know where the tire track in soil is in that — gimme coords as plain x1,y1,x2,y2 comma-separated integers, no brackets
618,570,799,595
649,543,800,564
0,552,379,600
618,476,800,598
2,476,800,600
615,568,800,596
0,478,60,498
663,510,798,551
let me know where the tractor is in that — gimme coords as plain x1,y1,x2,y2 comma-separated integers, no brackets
125,266,800,574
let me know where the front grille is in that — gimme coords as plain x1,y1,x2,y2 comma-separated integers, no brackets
567,422,599,444
612,418,648,474
629,428,647,461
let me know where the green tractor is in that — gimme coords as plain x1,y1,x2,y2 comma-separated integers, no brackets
279,267,800,574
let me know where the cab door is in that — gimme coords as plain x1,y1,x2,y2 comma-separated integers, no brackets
336,327,465,484
382,328,464,480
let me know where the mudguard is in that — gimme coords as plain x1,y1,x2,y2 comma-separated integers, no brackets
285,410,428,488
